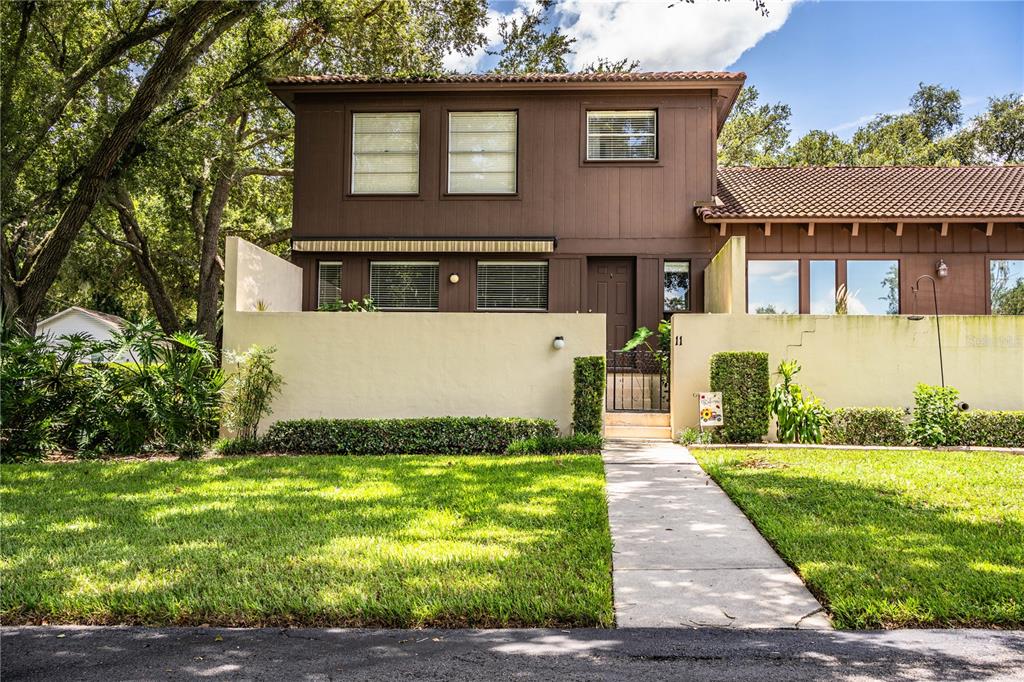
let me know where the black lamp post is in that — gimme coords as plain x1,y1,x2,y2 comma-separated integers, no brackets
909,274,945,387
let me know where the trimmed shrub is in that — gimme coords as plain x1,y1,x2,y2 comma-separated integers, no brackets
213,437,264,456
505,434,603,455
573,356,606,436
823,408,909,446
261,417,558,455
709,351,770,443
960,411,1024,448
910,384,963,447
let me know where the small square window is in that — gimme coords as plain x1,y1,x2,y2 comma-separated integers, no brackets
847,260,899,315
351,112,419,194
587,110,657,161
448,112,517,194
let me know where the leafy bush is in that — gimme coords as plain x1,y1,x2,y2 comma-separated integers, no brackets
213,437,264,456
505,434,603,455
822,408,909,446
960,411,1024,448
261,417,558,455
677,427,712,446
910,384,963,447
769,360,826,444
318,296,377,312
709,351,770,443
621,319,671,374
572,356,606,436
222,345,283,440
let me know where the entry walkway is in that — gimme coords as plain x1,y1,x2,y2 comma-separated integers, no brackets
603,439,832,629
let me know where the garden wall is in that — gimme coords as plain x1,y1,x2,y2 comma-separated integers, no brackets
671,313,1024,431
223,238,605,434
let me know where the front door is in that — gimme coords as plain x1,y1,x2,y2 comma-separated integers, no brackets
587,258,635,351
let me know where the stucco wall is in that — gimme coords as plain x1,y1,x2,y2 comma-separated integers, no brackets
223,238,605,434
671,313,1024,432
226,236,302,314
703,236,746,314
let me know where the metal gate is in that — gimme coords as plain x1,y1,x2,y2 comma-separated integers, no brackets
606,349,670,412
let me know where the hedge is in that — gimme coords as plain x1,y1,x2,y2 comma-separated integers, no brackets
709,351,770,443
505,434,604,455
823,407,909,446
573,356,606,436
259,417,558,455
960,411,1024,448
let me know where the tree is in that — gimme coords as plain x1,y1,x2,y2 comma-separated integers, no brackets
718,86,791,166
489,0,574,74
910,82,962,142
973,94,1024,163
785,130,856,166
852,114,933,165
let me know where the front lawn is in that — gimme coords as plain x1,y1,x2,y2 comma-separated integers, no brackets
694,448,1024,629
1,455,612,627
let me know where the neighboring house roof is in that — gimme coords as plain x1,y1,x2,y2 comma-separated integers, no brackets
37,306,128,331
268,71,745,86
700,166,1024,222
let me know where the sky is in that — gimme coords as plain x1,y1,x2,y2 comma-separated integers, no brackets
445,0,1024,141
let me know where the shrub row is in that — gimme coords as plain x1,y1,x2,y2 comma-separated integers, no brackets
572,356,605,436
505,434,603,455
822,408,909,446
257,417,559,455
709,351,770,443
959,411,1024,448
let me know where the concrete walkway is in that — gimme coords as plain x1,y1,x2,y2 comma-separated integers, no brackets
603,439,832,629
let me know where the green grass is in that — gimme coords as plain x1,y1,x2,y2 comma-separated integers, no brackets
693,448,1024,629
1,455,613,628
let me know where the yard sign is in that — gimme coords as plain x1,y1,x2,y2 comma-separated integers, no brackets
698,392,723,427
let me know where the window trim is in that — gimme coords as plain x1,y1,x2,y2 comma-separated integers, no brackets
316,261,344,309
349,111,421,196
368,260,440,311
662,259,691,315
475,260,549,312
443,109,519,197
344,108,422,199
585,109,658,163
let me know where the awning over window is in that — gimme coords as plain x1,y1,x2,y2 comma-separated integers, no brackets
292,238,556,254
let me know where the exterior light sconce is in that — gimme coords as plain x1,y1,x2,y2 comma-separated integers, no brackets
552,336,565,350
935,259,949,279
449,273,460,284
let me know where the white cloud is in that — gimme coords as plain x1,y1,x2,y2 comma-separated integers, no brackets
559,0,796,71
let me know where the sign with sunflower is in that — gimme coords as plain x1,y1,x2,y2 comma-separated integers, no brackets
698,392,723,427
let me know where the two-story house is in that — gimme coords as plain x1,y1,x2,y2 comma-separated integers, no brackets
268,72,1024,353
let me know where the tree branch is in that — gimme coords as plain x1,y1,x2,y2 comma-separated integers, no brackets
237,166,294,179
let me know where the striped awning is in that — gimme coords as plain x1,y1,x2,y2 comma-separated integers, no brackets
291,238,556,254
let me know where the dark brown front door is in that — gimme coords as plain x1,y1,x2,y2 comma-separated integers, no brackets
588,258,635,351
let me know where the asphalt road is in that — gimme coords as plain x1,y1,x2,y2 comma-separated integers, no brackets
3,626,1023,681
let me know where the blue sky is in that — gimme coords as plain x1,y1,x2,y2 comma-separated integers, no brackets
449,1,1023,142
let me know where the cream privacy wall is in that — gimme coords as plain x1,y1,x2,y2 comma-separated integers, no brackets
223,238,605,433
226,236,302,313
671,313,1024,432
703,236,746,314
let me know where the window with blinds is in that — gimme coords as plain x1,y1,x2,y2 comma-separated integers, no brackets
448,111,517,194
476,261,548,311
317,262,343,309
351,112,419,194
369,261,439,310
586,110,657,161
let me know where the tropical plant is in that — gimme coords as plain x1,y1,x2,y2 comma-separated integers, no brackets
769,360,826,444
909,383,963,447
318,297,378,312
222,346,284,441
621,319,671,374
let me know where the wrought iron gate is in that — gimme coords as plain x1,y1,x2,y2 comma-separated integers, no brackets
606,349,670,412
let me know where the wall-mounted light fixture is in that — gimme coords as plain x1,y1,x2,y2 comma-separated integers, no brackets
552,336,565,350
449,273,460,284
935,259,949,279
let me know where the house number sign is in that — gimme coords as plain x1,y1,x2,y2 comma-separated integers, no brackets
698,392,724,427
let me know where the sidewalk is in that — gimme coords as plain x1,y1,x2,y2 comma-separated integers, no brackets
603,439,832,629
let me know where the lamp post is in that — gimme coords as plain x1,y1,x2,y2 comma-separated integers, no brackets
909,274,945,387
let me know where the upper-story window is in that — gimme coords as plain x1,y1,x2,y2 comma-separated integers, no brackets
586,110,657,161
351,112,420,194
448,111,517,194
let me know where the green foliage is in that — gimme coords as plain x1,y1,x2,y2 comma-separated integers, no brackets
261,417,558,455
769,361,826,444
785,130,857,166
909,384,963,447
621,319,671,374
960,411,1024,448
489,0,573,74
222,345,283,440
572,356,606,436
676,427,713,446
505,434,603,455
973,93,1024,163
909,82,963,141
709,351,770,443
822,408,909,446
318,297,378,312
213,437,264,456
718,86,792,166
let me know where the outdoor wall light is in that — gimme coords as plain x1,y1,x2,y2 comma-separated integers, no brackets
935,259,949,278
552,336,565,350
449,273,460,284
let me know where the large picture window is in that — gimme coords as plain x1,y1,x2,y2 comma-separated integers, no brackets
317,262,343,309
663,261,690,313
847,260,899,315
369,261,439,310
448,111,517,194
748,260,799,314
476,261,548,311
586,110,657,161
351,113,419,194
990,259,1024,315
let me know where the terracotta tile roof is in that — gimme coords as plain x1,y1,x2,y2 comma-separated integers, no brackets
700,166,1024,221
269,71,744,86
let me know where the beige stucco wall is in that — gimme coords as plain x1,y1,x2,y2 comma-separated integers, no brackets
671,313,1024,433
703,236,746,313
223,238,605,434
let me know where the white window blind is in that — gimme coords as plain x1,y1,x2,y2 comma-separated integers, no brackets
317,262,343,308
586,110,657,161
352,112,419,194
476,261,548,310
369,261,439,310
448,111,517,193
